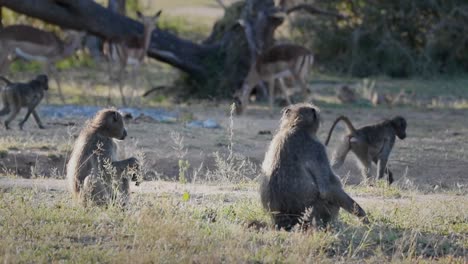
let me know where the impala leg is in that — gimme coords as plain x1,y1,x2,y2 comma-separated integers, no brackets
277,77,292,105
49,64,65,104
267,78,275,114
118,64,127,106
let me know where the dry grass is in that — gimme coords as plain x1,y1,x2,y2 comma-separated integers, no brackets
0,182,466,263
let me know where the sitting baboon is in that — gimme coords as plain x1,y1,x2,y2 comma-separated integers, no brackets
370,90,393,106
337,85,357,104
325,116,407,184
0,75,48,129
260,103,368,230
67,109,140,207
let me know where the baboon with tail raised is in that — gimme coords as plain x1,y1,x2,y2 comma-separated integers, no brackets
325,115,407,184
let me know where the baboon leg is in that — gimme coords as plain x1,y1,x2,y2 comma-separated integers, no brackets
386,168,394,184
331,137,351,170
19,104,40,130
0,105,9,116
0,101,10,116
116,177,130,207
0,91,10,116
352,143,372,181
82,176,110,206
277,78,292,105
19,108,34,130
4,106,20,129
376,158,388,180
268,78,275,113
376,141,393,184
334,188,369,223
32,110,45,129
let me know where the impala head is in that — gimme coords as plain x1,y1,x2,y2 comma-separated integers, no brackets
136,10,162,50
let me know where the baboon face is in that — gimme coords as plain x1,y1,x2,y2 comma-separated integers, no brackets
96,110,127,140
281,103,320,133
391,116,407,139
35,74,49,90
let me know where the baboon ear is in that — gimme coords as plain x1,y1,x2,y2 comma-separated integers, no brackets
282,106,291,116
112,111,119,122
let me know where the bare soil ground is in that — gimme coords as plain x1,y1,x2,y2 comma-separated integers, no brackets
0,103,467,192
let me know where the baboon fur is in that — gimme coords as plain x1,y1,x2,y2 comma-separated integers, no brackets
0,74,48,129
260,103,368,230
325,116,407,184
67,109,139,207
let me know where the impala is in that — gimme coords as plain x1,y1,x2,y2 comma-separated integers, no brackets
105,10,161,106
233,44,314,114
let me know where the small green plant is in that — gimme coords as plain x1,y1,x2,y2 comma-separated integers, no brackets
178,159,190,184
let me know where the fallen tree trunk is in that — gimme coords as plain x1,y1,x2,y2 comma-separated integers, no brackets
0,0,340,98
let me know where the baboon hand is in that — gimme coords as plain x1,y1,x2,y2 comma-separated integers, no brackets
127,157,139,168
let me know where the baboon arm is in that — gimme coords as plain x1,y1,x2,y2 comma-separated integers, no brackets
111,157,138,175
305,145,336,199
335,189,368,222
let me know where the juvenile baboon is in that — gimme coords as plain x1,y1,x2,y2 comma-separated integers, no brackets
325,116,407,184
67,109,140,207
370,90,393,106
337,85,357,104
0,75,48,129
260,103,368,230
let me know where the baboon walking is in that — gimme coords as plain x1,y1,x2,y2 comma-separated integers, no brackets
260,103,368,230
67,109,140,207
325,116,407,184
0,75,48,129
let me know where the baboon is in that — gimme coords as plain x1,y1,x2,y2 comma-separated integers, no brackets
337,85,357,104
0,75,48,130
67,109,140,207
370,90,393,106
260,103,368,230
325,116,407,184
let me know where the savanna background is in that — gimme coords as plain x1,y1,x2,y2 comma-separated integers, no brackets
0,0,467,263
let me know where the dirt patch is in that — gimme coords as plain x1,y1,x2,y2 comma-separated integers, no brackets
0,104,467,191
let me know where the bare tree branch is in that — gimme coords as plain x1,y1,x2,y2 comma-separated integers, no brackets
214,0,227,10
286,4,345,19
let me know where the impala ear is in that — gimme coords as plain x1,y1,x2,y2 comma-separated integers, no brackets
136,11,143,19
154,10,162,19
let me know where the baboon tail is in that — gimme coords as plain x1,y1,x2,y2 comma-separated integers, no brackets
0,76,12,85
324,116,357,146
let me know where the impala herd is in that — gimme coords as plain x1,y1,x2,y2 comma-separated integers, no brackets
0,10,315,112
